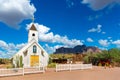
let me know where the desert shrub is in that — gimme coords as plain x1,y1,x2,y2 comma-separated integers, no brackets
0,58,11,64
105,62,109,66
47,63,56,68
83,56,89,64
49,57,53,64
50,54,74,59
98,63,102,66
6,63,14,69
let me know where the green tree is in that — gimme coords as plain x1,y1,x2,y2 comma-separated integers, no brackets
109,48,120,66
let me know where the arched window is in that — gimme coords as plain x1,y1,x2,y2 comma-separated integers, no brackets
33,45,37,53
32,33,35,36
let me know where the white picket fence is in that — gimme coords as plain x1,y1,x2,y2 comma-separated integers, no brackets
56,64,92,72
0,66,45,77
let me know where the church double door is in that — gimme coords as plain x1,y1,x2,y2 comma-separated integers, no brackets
30,55,39,67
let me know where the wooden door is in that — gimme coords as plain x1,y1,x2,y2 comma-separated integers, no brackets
30,55,39,66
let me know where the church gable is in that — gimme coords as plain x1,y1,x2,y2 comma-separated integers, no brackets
27,42,43,56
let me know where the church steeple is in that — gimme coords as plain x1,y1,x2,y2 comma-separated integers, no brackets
30,24,37,31
28,23,38,43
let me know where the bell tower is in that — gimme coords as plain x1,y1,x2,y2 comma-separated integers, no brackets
28,24,38,42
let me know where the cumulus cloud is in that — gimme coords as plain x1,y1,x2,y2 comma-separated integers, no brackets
86,37,94,42
88,24,102,33
43,43,76,53
112,40,120,48
0,40,26,58
26,23,83,47
98,39,120,48
112,40,120,45
98,39,109,47
43,44,55,54
43,44,64,53
81,0,120,11
0,0,36,29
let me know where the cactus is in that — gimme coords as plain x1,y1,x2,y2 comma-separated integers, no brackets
20,56,23,67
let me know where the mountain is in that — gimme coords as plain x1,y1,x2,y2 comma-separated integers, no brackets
54,45,101,54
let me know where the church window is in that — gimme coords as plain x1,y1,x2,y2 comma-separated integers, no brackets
32,33,35,36
33,45,37,53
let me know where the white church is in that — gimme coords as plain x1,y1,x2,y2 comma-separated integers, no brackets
12,23,49,68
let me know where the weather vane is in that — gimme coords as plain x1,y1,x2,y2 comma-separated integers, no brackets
32,17,35,23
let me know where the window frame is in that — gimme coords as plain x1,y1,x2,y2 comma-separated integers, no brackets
33,45,37,53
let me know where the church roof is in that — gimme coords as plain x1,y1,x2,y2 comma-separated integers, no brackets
30,24,37,31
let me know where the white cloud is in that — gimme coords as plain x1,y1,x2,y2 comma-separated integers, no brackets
88,24,102,33
86,38,94,42
81,0,120,11
43,44,55,54
112,40,120,45
0,0,36,29
112,40,120,48
0,40,8,50
0,40,26,58
43,43,75,53
102,32,106,34
43,44,64,53
16,43,27,49
26,23,83,47
98,39,109,47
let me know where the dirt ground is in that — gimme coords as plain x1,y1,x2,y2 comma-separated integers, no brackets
0,66,120,80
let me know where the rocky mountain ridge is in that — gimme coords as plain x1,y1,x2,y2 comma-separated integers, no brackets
54,45,101,54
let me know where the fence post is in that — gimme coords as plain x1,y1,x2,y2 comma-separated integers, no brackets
39,65,40,71
90,63,92,69
23,68,24,76
56,64,57,72
69,64,71,71
43,66,45,73
81,64,83,70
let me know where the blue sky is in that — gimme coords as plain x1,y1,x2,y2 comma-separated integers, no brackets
0,0,120,58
